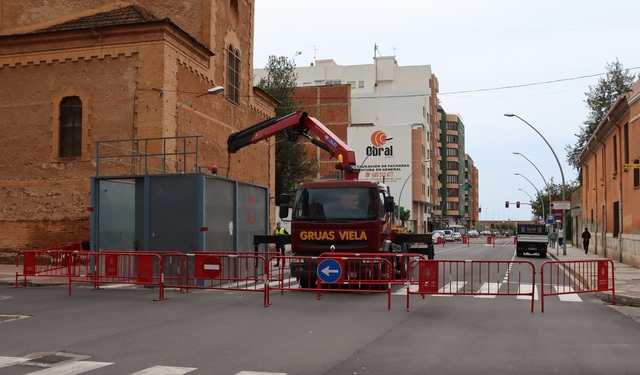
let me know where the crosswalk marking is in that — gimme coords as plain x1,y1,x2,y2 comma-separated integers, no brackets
517,284,539,300
130,365,197,374
25,361,113,374
395,282,582,303
475,282,501,298
0,356,29,368
555,286,582,302
235,372,287,375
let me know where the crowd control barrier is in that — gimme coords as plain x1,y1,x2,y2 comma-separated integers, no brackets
267,255,394,309
69,251,164,300
406,259,536,312
540,259,615,312
161,252,272,306
15,249,94,287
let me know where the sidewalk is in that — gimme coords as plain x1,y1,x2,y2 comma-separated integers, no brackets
548,244,640,307
1,247,639,307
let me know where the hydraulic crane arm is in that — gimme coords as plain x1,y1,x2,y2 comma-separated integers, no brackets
227,112,359,180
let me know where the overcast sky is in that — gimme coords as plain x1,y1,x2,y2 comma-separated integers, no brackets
253,0,640,221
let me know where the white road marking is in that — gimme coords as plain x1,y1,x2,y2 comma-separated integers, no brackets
25,361,113,374
130,365,197,374
0,356,28,368
517,283,539,300
555,285,583,302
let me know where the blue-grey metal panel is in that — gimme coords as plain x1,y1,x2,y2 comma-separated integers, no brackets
204,176,235,251
96,179,135,250
148,174,200,251
236,183,269,251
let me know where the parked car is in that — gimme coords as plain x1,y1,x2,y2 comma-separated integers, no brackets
431,230,445,243
468,230,479,237
452,232,462,241
443,229,454,242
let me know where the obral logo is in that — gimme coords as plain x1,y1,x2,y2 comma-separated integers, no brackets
366,130,393,156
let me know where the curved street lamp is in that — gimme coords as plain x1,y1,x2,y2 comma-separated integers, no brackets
176,86,225,109
517,186,545,222
514,173,545,221
505,113,566,255
397,159,430,225
512,151,551,222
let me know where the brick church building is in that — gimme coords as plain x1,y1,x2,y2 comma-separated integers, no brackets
0,1,275,253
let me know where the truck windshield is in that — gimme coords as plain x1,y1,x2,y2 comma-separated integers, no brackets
293,187,379,222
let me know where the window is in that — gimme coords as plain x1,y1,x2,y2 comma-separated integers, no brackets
59,96,82,157
624,123,629,163
227,45,240,104
347,81,355,89
446,148,458,157
446,175,459,184
446,121,458,131
358,80,365,88
613,135,618,174
446,161,459,170
446,135,458,143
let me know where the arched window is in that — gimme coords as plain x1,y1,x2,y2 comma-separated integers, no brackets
59,96,82,157
227,45,240,104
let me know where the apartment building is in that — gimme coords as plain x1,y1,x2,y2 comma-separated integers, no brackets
255,54,444,233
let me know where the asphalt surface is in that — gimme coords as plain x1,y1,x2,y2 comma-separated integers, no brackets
1,243,639,307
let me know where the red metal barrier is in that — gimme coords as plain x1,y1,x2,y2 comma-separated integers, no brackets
540,259,615,312
69,251,164,300
267,254,393,309
406,259,536,312
161,252,271,306
15,249,94,287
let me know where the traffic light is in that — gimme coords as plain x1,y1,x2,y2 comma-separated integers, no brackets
516,201,520,208
505,201,509,208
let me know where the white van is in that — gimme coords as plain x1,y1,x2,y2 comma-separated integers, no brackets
442,229,454,242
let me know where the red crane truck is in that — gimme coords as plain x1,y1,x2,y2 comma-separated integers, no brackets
228,112,433,287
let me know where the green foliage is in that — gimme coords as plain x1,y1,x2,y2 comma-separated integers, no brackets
257,56,318,202
565,59,636,173
528,178,579,222
394,204,411,224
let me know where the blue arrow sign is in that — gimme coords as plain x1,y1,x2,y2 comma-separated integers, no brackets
317,258,342,283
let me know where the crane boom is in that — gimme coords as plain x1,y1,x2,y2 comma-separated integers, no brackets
227,112,359,180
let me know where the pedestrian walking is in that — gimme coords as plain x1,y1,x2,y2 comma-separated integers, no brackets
582,228,591,254
558,228,564,247
550,229,557,248
273,222,288,267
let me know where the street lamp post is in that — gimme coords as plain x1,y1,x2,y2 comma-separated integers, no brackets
512,151,552,222
176,86,225,109
514,173,545,222
397,159,430,227
518,187,545,221
505,113,566,255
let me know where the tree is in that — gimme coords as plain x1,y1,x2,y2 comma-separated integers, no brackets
565,59,636,173
257,56,318,203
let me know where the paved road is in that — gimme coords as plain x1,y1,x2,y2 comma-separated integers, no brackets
2,242,640,374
